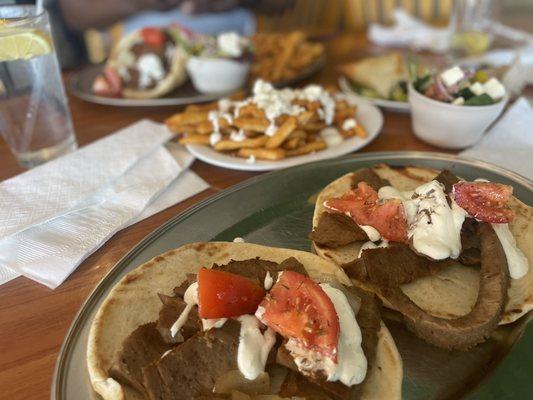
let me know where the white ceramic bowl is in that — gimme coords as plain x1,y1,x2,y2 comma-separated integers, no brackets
186,57,250,94
408,83,508,149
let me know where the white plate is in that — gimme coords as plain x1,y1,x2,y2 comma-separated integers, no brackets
338,76,410,113
186,101,384,171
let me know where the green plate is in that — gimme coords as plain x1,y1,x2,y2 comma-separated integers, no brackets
52,151,532,400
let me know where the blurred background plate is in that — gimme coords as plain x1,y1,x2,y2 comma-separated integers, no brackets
339,76,410,113
68,55,326,107
186,100,383,171
52,151,532,400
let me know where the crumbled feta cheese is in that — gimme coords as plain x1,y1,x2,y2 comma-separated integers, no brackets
452,97,465,105
342,118,357,131
440,66,465,87
217,32,248,57
209,132,222,146
469,82,485,96
246,155,256,164
320,127,343,147
483,77,506,100
137,54,165,89
230,129,247,142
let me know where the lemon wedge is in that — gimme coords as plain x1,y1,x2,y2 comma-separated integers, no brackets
0,29,52,62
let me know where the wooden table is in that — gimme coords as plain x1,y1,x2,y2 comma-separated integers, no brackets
0,34,473,400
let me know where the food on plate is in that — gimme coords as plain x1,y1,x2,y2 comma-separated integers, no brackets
251,31,325,83
87,242,403,400
187,31,253,94
411,64,507,105
339,53,408,102
166,80,368,162
92,26,189,99
310,165,532,350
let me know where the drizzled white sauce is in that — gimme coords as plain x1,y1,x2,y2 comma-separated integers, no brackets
209,132,222,146
202,318,227,330
320,127,343,148
230,129,247,142
284,283,367,387
358,240,389,258
378,181,466,260
236,315,276,380
137,54,165,89
170,282,199,339
264,272,273,290
491,223,529,279
169,282,227,339
265,123,278,137
359,225,381,242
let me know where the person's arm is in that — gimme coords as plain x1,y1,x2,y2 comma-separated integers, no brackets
57,0,182,31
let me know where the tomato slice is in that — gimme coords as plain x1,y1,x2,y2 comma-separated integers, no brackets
453,182,514,223
197,268,265,319
257,271,339,361
325,182,408,243
141,27,165,47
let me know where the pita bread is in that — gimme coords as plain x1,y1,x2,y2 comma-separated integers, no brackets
109,30,188,100
339,53,406,99
312,164,533,325
88,242,403,400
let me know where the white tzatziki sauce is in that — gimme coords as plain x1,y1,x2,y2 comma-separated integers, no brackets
359,225,381,242
264,272,274,290
236,315,276,380
170,282,199,339
169,282,227,339
284,283,367,387
491,223,529,279
378,181,466,260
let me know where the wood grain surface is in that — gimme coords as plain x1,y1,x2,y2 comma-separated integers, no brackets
0,32,511,400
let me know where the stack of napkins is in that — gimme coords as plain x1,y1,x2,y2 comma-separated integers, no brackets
461,97,533,180
0,120,209,288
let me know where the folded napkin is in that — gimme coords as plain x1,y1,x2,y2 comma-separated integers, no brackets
460,97,533,180
368,9,451,53
0,120,209,288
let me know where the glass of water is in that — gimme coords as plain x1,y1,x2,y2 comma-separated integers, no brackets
0,5,77,168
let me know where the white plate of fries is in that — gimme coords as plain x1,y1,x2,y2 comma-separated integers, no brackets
167,86,384,171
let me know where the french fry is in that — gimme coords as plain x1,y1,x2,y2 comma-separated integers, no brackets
214,136,269,151
166,111,209,126
296,110,314,125
178,134,211,145
355,124,368,138
195,119,231,135
238,147,286,161
288,130,307,140
283,137,301,150
234,117,270,132
266,116,297,149
286,140,327,157
303,122,326,131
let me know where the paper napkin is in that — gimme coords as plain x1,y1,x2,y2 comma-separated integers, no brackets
368,9,451,53
460,97,533,180
0,120,210,288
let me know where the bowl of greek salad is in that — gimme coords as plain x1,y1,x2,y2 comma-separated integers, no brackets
186,32,253,94
408,64,508,149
